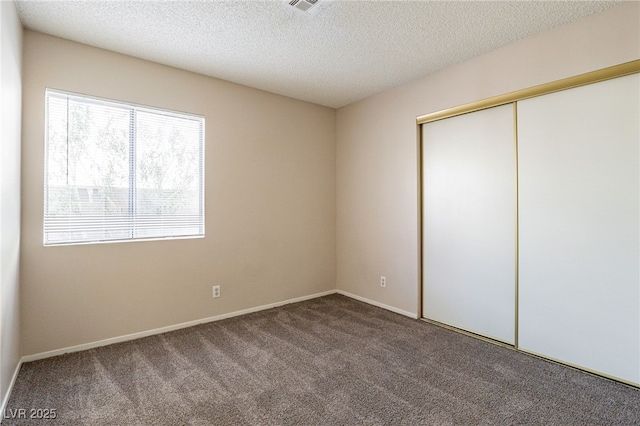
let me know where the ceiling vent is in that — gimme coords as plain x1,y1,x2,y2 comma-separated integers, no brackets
284,0,326,16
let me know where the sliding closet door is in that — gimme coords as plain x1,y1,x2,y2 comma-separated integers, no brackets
518,74,640,385
422,104,516,344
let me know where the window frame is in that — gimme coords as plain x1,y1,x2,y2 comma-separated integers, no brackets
43,88,205,246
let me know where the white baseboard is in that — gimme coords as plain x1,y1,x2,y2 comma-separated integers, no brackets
21,289,418,363
22,290,337,363
0,358,23,423
336,290,419,319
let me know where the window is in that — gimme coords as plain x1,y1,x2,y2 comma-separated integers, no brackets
44,90,204,245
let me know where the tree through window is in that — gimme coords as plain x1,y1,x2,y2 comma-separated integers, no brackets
44,90,204,245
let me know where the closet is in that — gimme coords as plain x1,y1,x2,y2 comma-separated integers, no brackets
419,61,640,386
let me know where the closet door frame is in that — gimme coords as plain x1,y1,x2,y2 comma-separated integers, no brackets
417,60,640,126
417,59,640,385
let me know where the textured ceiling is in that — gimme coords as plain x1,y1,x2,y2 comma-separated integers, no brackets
15,0,623,108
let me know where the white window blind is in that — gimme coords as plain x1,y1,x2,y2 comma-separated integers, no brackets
44,90,204,245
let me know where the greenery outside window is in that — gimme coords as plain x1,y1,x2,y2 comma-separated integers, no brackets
44,89,204,245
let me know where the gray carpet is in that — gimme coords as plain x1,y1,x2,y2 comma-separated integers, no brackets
4,294,640,425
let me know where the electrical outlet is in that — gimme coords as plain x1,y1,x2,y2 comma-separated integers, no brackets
212,285,221,298
380,276,386,287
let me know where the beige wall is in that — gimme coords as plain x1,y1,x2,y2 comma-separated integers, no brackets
0,0,23,407
336,2,640,316
21,31,336,356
